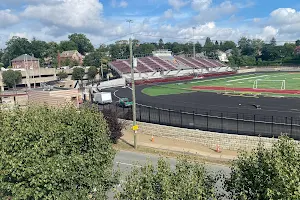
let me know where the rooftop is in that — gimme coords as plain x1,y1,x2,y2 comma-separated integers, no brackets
12,54,39,62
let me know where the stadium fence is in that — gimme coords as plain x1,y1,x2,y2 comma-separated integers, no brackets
98,103,300,141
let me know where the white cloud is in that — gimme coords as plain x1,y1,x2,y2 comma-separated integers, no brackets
163,9,173,19
168,0,188,11
119,0,128,8
260,26,278,40
9,32,29,39
191,0,212,11
0,9,19,28
194,1,237,23
22,0,104,35
270,8,300,25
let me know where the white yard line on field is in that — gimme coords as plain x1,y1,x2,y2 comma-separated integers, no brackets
226,75,269,82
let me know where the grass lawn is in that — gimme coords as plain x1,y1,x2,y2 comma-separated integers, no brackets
142,72,300,97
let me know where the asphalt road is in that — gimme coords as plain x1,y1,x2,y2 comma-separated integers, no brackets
114,150,230,174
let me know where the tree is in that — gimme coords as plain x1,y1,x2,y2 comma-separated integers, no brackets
238,37,254,56
68,33,94,55
225,136,300,200
270,37,277,46
295,39,300,46
0,105,117,199
101,109,124,144
83,51,102,67
158,38,164,49
2,70,22,88
30,38,49,59
59,40,78,52
195,42,202,53
115,158,217,199
72,67,85,82
220,41,237,51
2,36,32,67
57,70,68,80
204,37,214,56
251,39,264,57
87,66,98,82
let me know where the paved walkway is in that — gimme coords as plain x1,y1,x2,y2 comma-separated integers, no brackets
121,130,238,161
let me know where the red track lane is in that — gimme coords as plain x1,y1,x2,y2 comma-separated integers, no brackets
192,86,300,94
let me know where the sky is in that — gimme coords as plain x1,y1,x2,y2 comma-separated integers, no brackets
0,0,300,48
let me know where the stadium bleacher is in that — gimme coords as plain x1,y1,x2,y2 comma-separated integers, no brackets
109,53,230,79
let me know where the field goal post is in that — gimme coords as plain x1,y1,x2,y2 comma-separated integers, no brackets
253,79,286,90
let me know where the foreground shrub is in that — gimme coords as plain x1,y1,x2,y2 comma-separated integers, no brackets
0,106,117,200
226,136,300,200
115,158,217,199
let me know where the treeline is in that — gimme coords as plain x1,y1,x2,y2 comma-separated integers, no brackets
1,33,300,69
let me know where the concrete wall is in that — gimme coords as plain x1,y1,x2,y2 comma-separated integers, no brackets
124,120,299,151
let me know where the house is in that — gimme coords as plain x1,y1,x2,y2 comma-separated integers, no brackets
59,50,84,65
216,50,229,62
11,54,40,69
294,46,300,55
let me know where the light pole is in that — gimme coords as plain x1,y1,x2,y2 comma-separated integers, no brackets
192,27,196,58
127,19,137,149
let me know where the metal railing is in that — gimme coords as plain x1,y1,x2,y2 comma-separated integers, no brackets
98,103,300,140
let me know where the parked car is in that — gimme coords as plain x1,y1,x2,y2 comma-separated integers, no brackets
117,98,133,108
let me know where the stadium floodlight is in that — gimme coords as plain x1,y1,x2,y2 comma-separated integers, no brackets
253,79,286,90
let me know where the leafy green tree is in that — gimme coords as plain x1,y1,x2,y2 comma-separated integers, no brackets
87,66,98,82
68,33,94,55
101,109,124,144
204,37,214,55
72,67,85,82
226,136,300,200
220,41,236,51
251,39,264,56
158,38,164,49
115,158,217,199
0,105,117,199
83,51,102,67
57,70,68,80
2,69,22,88
195,41,202,53
30,38,49,59
296,39,300,46
238,37,254,56
2,36,32,67
59,40,78,52
270,37,277,46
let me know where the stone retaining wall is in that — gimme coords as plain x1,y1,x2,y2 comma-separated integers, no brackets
124,120,298,151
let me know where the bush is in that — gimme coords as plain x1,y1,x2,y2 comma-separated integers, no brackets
0,105,117,199
225,136,300,200
115,158,217,199
102,109,124,143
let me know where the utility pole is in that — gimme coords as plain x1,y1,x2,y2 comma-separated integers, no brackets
127,19,137,149
193,27,196,58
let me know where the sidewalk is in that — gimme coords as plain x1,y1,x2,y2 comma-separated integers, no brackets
121,130,238,162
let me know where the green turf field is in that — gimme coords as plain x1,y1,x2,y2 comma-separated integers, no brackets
142,72,300,97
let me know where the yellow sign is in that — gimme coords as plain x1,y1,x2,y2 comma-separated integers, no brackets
132,125,139,131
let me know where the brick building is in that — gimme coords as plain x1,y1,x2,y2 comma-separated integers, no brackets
11,54,40,69
59,50,84,65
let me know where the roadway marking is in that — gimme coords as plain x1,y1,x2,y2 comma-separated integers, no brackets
116,162,142,168
113,90,121,100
